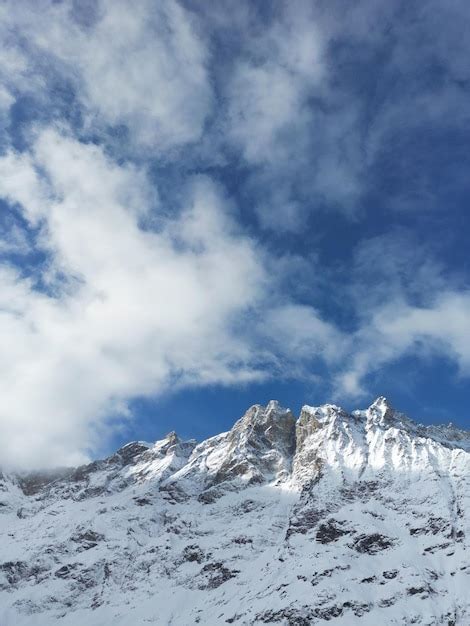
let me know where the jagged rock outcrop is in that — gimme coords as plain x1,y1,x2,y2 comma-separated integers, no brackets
0,398,469,625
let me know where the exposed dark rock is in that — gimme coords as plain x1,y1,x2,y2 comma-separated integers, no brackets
211,459,258,486
295,407,322,447
426,569,439,581
209,402,296,489
407,585,432,596
182,545,205,564
409,516,450,536
0,561,48,589
342,601,371,617
340,480,380,502
133,496,152,506
352,533,396,554
54,564,81,579
197,562,240,590
286,508,326,538
311,565,350,586
232,536,252,545
69,461,104,484
159,482,189,504
18,468,73,496
197,487,225,504
256,606,316,625
236,499,263,514
1,561,30,587
314,605,343,620
423,542,451,554
259,597,371,622
107,442,150,466
71,530,105,551
316,519,353,544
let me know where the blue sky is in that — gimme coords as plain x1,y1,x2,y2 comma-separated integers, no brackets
0,0,469,468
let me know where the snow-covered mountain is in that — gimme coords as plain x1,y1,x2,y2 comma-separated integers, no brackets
1,397,469,625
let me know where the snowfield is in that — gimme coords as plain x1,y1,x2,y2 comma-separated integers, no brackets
1,397,469,625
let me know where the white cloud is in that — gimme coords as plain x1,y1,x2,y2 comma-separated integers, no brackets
221,2,368,229
0,0,213,151
262,303,347,365
69,0,212,149
227,63,305,165
326,232,470,397
225,3,325,166
0,130,267,468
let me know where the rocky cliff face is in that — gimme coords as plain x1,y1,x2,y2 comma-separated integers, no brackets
1,398,469,625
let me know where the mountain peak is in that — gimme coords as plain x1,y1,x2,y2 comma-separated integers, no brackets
369,395,393,410
367,395,396,423
265,399,290,415
110,441,151,466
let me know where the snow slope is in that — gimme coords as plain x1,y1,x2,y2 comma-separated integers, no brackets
0,398,469,625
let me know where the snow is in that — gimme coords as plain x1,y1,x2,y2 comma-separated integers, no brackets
0,398,469,624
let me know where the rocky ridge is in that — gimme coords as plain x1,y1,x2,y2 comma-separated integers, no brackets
0,398,469,625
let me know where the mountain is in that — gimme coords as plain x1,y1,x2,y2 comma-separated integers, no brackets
1,398,469,625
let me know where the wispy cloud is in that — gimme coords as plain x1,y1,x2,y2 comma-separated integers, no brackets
337,291,470,398
0,0,213,154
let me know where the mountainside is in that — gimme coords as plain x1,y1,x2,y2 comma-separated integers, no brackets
1,398,469,625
